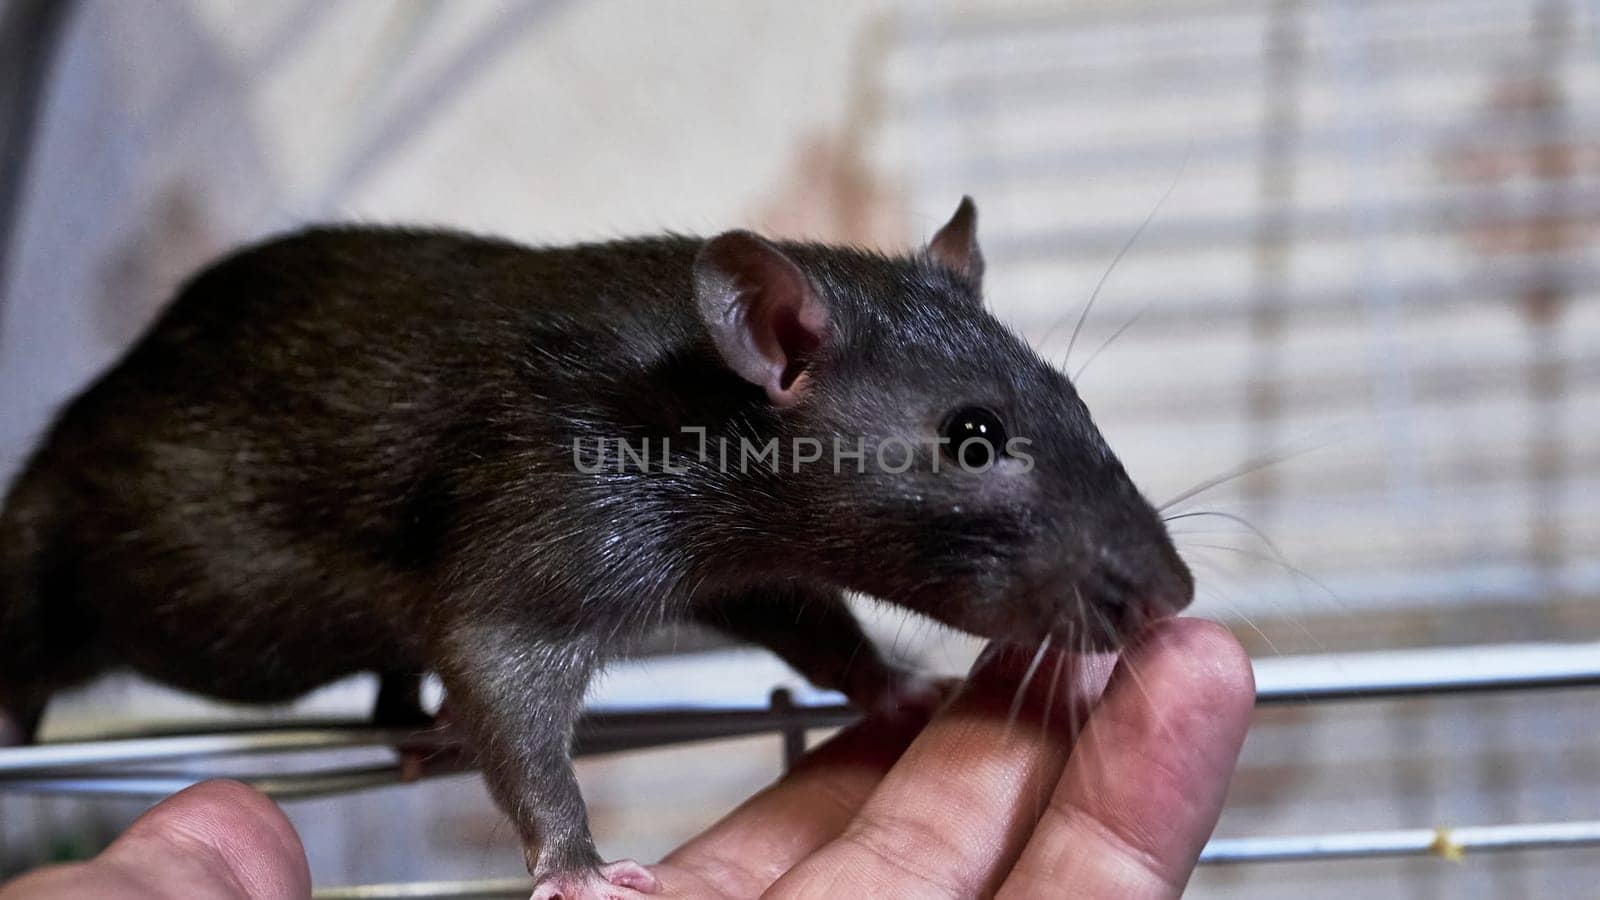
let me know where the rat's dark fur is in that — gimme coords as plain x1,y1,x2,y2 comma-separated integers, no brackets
0,204,1190,892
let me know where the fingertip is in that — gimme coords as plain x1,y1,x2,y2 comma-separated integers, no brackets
992,618,1254,898
119,780,310,900
1127,617,1256,711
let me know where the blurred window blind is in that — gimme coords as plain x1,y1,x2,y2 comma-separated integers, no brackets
875,0,1600,638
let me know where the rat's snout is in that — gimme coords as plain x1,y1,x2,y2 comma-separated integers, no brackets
1136,528,1195,613
1080,537,1192,636
1043,513,1193,646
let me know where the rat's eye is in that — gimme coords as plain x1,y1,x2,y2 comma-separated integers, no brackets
942,406,1007,470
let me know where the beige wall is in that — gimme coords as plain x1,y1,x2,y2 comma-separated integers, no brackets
0,0,900,480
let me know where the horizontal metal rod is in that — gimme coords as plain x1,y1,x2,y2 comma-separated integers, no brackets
3,641,1599,794
1250,640,1600,703
906,0,1532,51
0,759,485,800
313,878,530,900
988,183,1600,261
1200,819,1600,864
912,109,1600,189
304,818,1600,897
894,3,1564,109
1008,258,1600,334
894,35,1560,113
1038,350,1600,428
0,727,427,776
0,705,858,781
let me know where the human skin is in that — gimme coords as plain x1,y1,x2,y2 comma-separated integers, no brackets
0,618,1253,900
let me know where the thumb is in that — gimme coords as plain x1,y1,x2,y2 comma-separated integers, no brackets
2,780,310,900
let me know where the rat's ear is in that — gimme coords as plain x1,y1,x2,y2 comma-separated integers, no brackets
926,196,985,284
694,231,828,407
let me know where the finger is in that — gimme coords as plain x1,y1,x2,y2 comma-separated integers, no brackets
767,643,1111,900
997,619,1253,900
116,779,311,900
662,698,943,897
0,779,310,900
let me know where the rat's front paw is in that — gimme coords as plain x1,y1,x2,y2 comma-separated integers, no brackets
848,667,958,722
530,860,660,900
395,703,471,783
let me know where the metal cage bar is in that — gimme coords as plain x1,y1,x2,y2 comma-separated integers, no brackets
4,639,1600,889
302,820,1600,899
4,640,1597,791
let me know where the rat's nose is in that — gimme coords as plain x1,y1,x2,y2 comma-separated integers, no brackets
1093,552,1191,611
1144,536,1195,615
1081,535,1194,641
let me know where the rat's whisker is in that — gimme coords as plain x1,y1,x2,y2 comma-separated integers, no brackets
1180,541,1344,609
889,605,913,672
1070,587,1091,745
1195,582,1285,657
1166,508,1349,618
1072,301,1154,383
1073,605,1128,782
1186,552,1329,654
1049,149,1190,367
1043,648,1067,740
1162,509,1287,562
1005,634,1053,740
1165,525,1274,539
1036,648,1069,817
1157,439,1327,512
1107,626,1178,748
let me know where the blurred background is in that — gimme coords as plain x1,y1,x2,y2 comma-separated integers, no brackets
2,0,1598,897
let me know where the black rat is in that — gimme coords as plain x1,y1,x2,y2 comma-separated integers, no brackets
0,198,1192,899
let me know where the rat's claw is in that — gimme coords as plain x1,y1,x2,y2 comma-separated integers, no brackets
529,860,660,900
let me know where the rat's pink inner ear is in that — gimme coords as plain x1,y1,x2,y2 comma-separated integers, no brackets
927,195,985,285
693,231,829,407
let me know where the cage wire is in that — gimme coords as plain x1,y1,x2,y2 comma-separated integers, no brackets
877,0,1600,895
2,0,1600,897
884,0,1600,623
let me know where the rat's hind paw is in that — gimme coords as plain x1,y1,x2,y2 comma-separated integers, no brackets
530,860,660,900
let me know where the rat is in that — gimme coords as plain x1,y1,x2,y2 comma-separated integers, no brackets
0,198,1192,899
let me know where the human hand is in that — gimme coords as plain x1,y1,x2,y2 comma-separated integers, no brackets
0,617,1252,900
659,617,1254,898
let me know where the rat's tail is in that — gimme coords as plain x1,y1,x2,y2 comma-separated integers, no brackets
0,493,47,742
0,475,90,743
